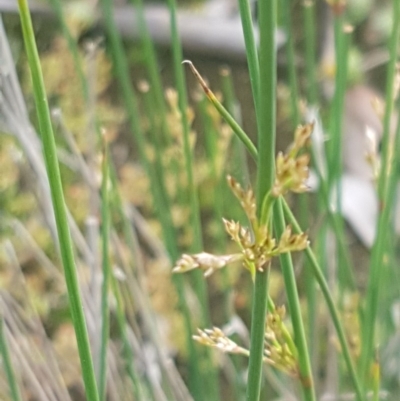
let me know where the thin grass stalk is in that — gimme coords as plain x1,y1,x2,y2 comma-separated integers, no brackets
128,0,170,143
218,69,248,400
220,67,250,185
303,0,318,105
186,62,257,161
167,1,220,398
138,82,179,221
301,0,322,363
328,19,350,187
99,141,111,401
282,201,364,401
197,93,233,321
17,1,100,400
256,0,276,207
237,0,260,114
327,19,355,293
0,318,22,401
197,95,226,251
282,0,300,126
110,273,141,399
378,116,400,340
312,157,356,289
99,0,176,245
282,0,317,367
274,199,316,401
98,1,203,397
166,0,204,254
359,0,400,384
246,1,277,400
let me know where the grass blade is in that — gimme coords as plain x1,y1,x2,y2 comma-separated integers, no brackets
17,1,99,400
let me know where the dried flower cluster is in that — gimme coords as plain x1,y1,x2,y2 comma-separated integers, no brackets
272,124,313,197
193,327,249,356
172,252,243,277
264,306,298,376
173,123,312,278
193,305,299,377
172,124,314,379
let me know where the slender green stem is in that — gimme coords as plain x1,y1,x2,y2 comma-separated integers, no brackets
220,67,250,184
246,267,269,401
185,61,257,162
326,17,353,294
274,199,316,401
128,0,170,144
303,0,318,105
283,0,300,125
100,0,178,262
110,273,141,398
167,0,208,303
255,0,276,209
282,200,364,401
282,2,317,367
167,2,220,399
246,1,277,400
17,2,100,400
328,19,350,187
99,142,111,401
359,0,400,384
0,318,22,401
237,0,260,114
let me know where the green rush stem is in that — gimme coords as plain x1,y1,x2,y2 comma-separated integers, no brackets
186,60,257,162
328,17,350,189
327,17,353,293
167,2,220,399
246,266,269,401
274,199,316,401
255,0,276,209
219,68,247,401
166,0,203,258
197,96,226,251
281,1,317,365
237,0,260,115
0,318,22,401
128,0,171,144
313,156,356,290
17,1,100,400
359,0,400,385
299,192,316,368
110,273,141,399
282,201,364,401
283,0,300,125
99,1,204,398
220,67,250,184
99,0,178,262
303,0,318,105
100,0,181,289
99,143,111,401
246,1,277,401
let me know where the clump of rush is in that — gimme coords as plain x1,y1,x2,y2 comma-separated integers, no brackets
173,122,314,377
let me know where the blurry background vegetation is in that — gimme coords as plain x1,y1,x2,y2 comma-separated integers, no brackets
0,0,400,400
